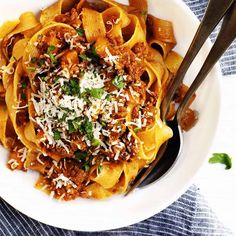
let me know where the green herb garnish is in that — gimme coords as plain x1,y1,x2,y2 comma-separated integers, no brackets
47,45,57,65
84,164,90,172
47,45,56,52
72,118,82,130
68,121,76,134
53,130,61,141
21,93,27,100
38,58,46,67
89,88,104,99
48,53,58,65
133,127,140,133
83,118,94,141
92,138,100,147
112,75,125,89
21,82,27,89
62,79,81,96
97,165,103,174
106,94,112,101
41,76,48,81
91,45,97,56
88,45,100,62
79,54,89,61
209,153,232,170
101,121,106,127
31,57,37,63
76,27,85,36
75,150,87,160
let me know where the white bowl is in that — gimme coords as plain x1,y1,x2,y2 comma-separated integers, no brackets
0,0,221,231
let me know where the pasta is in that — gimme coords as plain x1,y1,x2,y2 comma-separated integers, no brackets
0,0,187,200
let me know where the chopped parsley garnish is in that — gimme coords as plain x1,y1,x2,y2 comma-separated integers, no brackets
106,94,112,101
76,27,85,36
31,57,37,63
21,82,27,89
62,79,81,96
92,138,100,147
75,150,87,160
83,118,94,141
101,121,106,127
72,118,82,130
89,88,104,99
79,54,89,61
97,165,103,174
68,121,76,134
84,164,90,172
209,153,232,170
112,75,125,89
91,45,97,56
21,93,27,100
38,58,46,67
68,118,82,134
53,130,61,141
47,45,56,51
89,45,100,62
48,53,58,65
58,113,67,122
47,45,58,65
133,127,140,133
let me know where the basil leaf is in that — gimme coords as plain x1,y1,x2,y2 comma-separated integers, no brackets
209,153,232,170
112,75,125,89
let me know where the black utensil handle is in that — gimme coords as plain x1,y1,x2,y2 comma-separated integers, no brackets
161,0,235,119
177,2,236,119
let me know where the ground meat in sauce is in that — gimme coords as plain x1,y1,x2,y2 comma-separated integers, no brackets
39,158,89,200
180,108,198,131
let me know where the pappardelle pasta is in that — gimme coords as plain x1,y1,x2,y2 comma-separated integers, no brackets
0,0,194,200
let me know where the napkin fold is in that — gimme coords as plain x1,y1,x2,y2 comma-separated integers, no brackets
0,0,235,235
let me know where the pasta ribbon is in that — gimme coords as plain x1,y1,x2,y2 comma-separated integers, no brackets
82,8,106,43
0,0,184,201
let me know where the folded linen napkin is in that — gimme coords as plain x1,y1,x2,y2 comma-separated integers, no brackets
0,0,235,235
0,186,232,235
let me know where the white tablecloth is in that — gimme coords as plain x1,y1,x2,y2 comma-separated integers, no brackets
195,75,236,234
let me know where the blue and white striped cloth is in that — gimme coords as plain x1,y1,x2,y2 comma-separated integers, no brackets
0,0,235,235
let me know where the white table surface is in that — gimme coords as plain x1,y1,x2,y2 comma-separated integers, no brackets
195,75,236,234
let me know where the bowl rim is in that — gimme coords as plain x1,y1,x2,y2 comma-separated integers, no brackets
0,0,222,232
